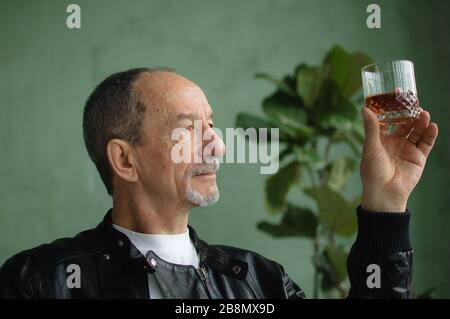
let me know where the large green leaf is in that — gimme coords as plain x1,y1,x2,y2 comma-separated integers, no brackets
313,79,358,131
235,112,285,142
312,58,361,130
235,112,273,130
279,146,293,162
257,204,318,238
313,78,342,118
351,195,363,208
346,52,374,97
296,66,321,108
262,91,313,143
303,185,357,236
339,98,359,121
324,45,374,98
319,113,353,132
323,46,351,90
262,91,306,124
314,252,335,292
293,146,326,170
265,161,301,212
324,245,348,284
316,245,349,293
326,157,357,192
333,130,362,156
255,72,297,99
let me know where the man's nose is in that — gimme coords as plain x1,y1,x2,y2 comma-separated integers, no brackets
212,133,226,158
203,127,225,158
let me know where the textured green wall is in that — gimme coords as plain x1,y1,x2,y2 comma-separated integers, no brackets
1,0,449,297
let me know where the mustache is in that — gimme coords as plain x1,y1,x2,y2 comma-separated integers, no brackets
188,160,220,177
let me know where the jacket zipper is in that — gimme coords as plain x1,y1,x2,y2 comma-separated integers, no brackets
196,266,212,298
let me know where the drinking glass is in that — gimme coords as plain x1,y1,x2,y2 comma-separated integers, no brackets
361,60,421,126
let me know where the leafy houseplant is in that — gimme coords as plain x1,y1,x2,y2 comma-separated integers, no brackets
235,46,373,298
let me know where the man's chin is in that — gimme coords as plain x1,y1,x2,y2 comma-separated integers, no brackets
190,176,217,190
186,186,220,207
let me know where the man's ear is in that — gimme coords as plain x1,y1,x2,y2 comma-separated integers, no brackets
106,139,138,183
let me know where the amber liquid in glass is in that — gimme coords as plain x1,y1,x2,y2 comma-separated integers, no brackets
365,91,420,125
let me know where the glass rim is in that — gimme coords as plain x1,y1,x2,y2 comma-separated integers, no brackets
361,60,414,73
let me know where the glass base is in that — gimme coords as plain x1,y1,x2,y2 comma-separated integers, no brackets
378,109,420,126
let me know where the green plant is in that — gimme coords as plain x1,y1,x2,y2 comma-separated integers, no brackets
235,45,374,298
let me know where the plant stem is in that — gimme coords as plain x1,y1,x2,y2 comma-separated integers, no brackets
306,165,318,187
312,237,320,299
328,230,335,246
337,283,348,299
313,268,319,299
324,139,332,161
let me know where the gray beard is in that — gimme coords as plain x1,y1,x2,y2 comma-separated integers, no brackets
185,161,220,207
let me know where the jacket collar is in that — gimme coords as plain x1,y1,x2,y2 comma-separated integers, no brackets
100,209,248,280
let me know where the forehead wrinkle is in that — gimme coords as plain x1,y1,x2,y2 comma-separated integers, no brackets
134,71,212,131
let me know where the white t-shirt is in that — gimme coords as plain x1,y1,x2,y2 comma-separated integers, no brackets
112,224,200,299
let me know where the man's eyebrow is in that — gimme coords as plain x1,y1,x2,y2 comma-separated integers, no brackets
173,111,214,122
174,112,199,122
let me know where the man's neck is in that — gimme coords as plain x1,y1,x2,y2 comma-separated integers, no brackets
111,190,191,235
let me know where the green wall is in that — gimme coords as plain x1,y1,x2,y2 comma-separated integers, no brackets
1,0,449,297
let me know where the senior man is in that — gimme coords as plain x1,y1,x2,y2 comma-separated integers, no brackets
0,68,438,298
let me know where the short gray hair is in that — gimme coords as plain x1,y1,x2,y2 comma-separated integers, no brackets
82,67,175,195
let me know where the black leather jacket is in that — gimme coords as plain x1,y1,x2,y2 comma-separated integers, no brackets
0,206,413,298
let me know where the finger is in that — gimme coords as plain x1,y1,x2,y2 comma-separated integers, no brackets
361,107,381,147
407,111,430,143
393,121,414,137
417,122,438,158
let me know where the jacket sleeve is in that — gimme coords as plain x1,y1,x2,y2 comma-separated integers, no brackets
0,253,35,299
283,270,306,299
347,205,413,298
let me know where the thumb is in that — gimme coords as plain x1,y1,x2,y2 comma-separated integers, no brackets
361,107,380,147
